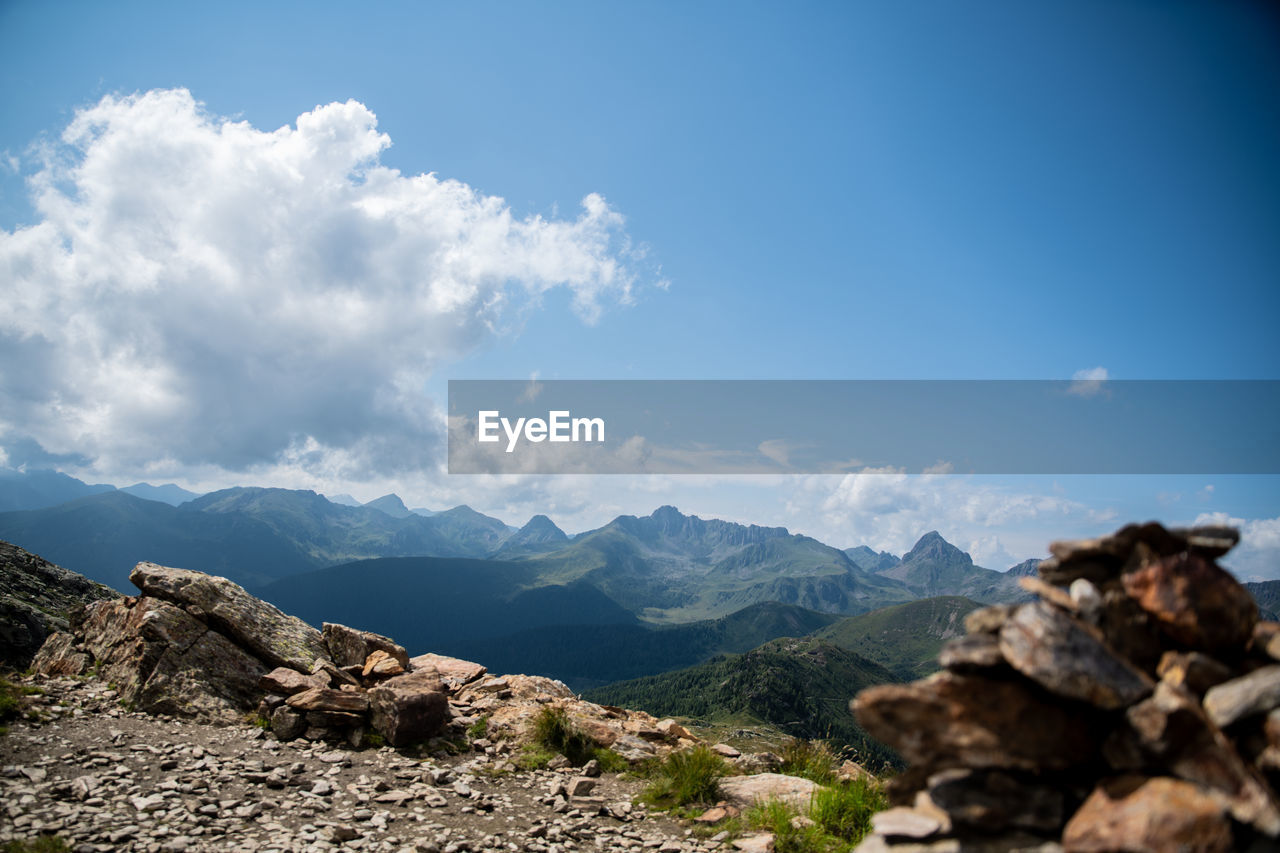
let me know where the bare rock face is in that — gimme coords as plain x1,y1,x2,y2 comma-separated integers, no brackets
854,522,1280,852
36,595,266,723
1062,776,1233,853
130,562,327,671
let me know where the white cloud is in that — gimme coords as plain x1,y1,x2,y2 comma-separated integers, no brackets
1068,366,1109,397
0,89,648,481
811,471,1106,562
1193,512,1280,581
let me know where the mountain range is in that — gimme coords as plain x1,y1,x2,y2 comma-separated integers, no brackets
0,469,1035,622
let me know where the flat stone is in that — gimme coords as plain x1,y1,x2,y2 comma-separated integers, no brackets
963,605,1013,635
362,649,406,678
730,833,775,852
285,687,369,714
938,633,1005,672
871,806,944,839
323,622,409,669
718,773,817,811
407,653,487,688
1062,775,1233,853
998,601,1153,710
260,666,327,696
853,671,1098,772
925,768,1063,833
710,743,740,758
567,776,597,797
1122,551,1257,653
1204,665,1280,728
1156,651,1234,696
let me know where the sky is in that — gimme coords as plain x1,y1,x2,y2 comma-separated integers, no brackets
1,1,1278,575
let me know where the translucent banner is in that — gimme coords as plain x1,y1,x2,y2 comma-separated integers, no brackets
447,380,1280,475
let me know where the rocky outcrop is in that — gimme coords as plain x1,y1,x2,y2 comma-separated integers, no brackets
852,522,1280,851
0,539,119,669
30,560,707,763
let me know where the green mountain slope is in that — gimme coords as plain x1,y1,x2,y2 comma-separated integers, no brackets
521,506,913,621
453,601,842,691
585,638,902,769
815,595,982,679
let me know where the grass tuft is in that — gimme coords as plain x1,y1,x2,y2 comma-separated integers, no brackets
641,745,728,809
467,713,490,740
779,738,838,785
810,775,886,844
532,705,597,766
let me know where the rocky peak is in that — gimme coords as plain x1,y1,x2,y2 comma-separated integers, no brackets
364,493,412,518
1004,557,1043,577
513,514,569,544
902,531,971,568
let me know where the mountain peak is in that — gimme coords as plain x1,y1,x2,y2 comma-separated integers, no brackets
514,514,568,543
364,493,411,519
904,531,971,567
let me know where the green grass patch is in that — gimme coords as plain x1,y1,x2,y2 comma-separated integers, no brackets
532,705,597,766
810,775,886,844
514,743,556,771
591,747,629,773
640,745,728,810
362,731,386,749
779,738,838,785
467,713,490,739
737,775,887,852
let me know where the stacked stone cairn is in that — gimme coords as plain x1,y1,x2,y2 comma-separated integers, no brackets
852,522,1280,852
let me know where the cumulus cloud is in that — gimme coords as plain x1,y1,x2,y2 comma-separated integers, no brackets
810,471,1110,563
1193,511,1280,581
0,89,648,481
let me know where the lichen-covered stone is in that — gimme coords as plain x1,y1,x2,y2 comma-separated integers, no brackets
130,562,328,672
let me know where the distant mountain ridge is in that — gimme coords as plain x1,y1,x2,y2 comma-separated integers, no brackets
875,531,1025,602
518,505,916,621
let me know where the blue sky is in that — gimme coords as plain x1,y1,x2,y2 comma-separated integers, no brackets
1,2,1278,574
